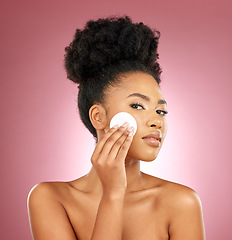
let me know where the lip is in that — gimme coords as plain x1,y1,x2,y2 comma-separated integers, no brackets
142,132,162,147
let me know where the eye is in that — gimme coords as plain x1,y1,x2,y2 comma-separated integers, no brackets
130,103,145,110
156,110,168,116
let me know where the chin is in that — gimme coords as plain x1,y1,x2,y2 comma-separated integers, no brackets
127,139,162,162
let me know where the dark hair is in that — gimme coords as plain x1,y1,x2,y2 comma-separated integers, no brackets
64,15,162,140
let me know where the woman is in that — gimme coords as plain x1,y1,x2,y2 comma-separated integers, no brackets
27,15,205,240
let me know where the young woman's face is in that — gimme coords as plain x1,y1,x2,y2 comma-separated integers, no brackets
103,71,168,162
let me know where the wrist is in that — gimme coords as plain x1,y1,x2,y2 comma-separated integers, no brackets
102,190,126,201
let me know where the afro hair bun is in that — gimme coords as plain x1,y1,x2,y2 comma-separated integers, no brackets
64,15,161,84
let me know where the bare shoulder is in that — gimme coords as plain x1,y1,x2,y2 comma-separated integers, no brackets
27,181,77,240
148,175,205,240
143,173,202,208
158,178,201,203
27,181,70,202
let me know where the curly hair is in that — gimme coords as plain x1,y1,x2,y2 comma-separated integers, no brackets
64,15,162,140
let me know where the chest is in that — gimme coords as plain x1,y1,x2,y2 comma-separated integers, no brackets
64,193,169,240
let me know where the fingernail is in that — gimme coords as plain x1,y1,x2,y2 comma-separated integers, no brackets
128,127,134,136
112,124,119,128
129,130,134,136
122,122,129,127
127,126,134,132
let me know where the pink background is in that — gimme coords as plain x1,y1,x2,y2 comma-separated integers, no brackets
1,0,231,239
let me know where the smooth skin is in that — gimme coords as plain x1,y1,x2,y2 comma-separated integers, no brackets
27,71,205,240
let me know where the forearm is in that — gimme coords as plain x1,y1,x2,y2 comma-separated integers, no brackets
90,193,125,240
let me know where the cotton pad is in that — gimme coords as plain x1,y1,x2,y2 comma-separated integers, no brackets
110,112,137,135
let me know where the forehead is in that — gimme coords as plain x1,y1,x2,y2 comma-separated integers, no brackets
107,71,164,100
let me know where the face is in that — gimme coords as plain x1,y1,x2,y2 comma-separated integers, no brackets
103,71,168,162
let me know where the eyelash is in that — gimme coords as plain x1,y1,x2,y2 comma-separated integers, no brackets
130,103,168,115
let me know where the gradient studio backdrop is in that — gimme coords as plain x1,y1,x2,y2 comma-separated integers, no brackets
1,0,231,239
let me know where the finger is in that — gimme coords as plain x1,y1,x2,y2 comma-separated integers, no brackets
99,124,130,157
91,123,128,162
115,131,134,162
91,125,120,160
107,130,130,161
107,126,134,164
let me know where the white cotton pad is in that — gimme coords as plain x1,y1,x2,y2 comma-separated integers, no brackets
110,112,137,135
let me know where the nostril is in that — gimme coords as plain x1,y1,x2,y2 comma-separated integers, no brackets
150,124,156,127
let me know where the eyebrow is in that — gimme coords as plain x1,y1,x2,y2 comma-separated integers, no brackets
127,93,167,105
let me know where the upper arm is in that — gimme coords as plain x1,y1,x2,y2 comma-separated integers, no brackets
27,182,77,240
168,188,206,240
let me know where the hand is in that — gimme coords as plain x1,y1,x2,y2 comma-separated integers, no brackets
91,123,134,196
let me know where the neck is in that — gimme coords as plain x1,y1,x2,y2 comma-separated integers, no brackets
84,156,146,196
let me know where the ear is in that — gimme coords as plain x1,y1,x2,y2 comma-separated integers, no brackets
89,104,107,130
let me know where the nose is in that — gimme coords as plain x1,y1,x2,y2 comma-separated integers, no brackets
146,113,162,129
